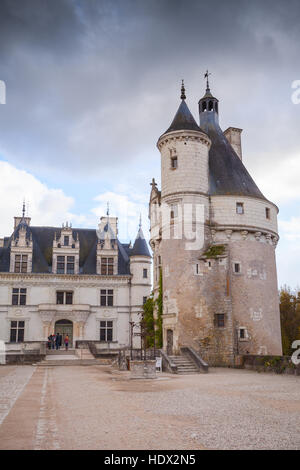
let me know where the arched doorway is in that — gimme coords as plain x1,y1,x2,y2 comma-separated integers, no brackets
54,319,73,348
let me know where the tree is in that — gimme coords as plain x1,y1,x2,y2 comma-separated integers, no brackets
279,286,300,355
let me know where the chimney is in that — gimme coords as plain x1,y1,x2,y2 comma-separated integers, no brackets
224,127,243,161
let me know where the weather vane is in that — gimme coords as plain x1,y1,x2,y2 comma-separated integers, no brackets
204,70,211,90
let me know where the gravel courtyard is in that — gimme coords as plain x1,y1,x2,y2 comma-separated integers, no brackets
0,365,299,450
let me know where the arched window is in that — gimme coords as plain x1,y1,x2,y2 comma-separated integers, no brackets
209,100,213,111
202,101,207,112
215,102,218,113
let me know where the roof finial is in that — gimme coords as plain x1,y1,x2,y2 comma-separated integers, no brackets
22,199,25,218
180,79,186,100
106,201,110,217
139,213,142,230
204,69,211,92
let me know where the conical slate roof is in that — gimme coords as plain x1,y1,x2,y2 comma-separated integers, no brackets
130,226,151,257
199,89,267,201
163,100,202,135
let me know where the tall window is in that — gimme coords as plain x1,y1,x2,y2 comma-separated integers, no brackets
12,288,26,305
143,268,148,278
10,321,25,343
265,207,270,219
171,156,178,169
57,256,75,274
236,202,244,214
56,291,73,305
64,235,69,246
100,321,113,342
101,257,114,275
14,254,28,273
234,263,241,273
100,289,113,306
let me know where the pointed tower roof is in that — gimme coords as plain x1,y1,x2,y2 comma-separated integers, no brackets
198,79,267,201
130,218,151,257
162,81,202,136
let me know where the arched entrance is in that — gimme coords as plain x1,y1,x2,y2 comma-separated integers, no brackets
54,319,73,348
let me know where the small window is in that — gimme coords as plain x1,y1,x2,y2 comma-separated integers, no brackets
143,296,147,305
143,268,148,278
240,328,245,339
214,313,225,328
64,236,69,246
236,202,244,214
12,288,27,306
10,320,25,343
100,320,113,342
171,156,178,169
170,204,178,220
100,289,113,307
234,263,240,273
265,208,270,219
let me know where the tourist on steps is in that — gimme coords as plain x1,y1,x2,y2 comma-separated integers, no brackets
64,335,69,351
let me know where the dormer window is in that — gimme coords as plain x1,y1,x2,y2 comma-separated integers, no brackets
57,255,75,274
101,257,114,275
64,236,69,246
14,254,28,273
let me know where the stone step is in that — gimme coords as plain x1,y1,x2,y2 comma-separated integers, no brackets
168,354,200,374
46,349,76,355
35,359,107,366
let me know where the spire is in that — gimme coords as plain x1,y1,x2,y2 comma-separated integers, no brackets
180,79,186,100
22,199,25,219
106,201,110,217
130,219,151,257
162,81,201,136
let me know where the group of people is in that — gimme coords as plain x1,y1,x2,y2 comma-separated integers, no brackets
47,333,70,351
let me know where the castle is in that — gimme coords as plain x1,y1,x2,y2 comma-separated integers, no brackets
149,79,282,365
0,209,151,354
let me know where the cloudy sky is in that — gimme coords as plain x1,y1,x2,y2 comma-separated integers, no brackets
0,0,299,288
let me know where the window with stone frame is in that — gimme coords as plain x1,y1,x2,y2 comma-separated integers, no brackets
234,263,241,273
100,289,113,307
57,255,75,274
100,320,113,342
64,235,69,246
265,207,271,219
12,288,26,306
214,313,225,328
143,268,148,278
10,320,25,343
56,291,73,305
14,254,28,273
100,257,114,275
171,156,178,169
236,202,244,214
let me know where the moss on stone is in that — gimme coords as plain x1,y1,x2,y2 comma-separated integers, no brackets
203,245,225,258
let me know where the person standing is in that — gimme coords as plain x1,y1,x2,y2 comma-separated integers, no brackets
55,333,60,350
64,334,69,351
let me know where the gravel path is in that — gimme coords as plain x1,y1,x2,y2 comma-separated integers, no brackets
0,365,299,450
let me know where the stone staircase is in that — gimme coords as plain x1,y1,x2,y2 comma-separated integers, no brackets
35,348,107,366
169,354,200,374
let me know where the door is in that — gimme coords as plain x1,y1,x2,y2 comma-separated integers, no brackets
166,329,173,356
54,320,73,347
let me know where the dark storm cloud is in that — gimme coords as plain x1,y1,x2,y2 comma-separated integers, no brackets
0,0,299,186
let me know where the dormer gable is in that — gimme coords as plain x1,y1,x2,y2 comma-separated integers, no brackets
52,222,80,274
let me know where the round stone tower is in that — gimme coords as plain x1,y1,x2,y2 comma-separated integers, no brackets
149,79,282,365
198,81,282,359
